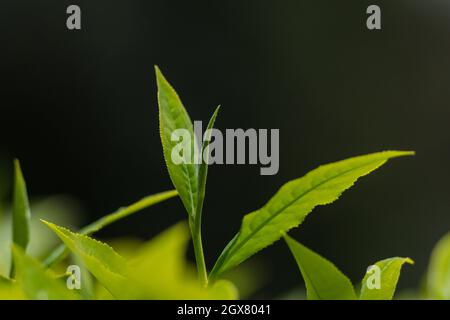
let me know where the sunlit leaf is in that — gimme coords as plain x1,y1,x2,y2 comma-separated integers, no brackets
359,257,413,300
12,160,31,251
284,235,356,300
211,151,414,279
426,232,450,299
42,221,128,299
43,190,177,267
0,277,25,300
126,222,237,299
12,245,79,300
45,220,237,300
155,66,199,219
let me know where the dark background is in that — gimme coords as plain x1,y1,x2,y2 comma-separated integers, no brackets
1,0,449,297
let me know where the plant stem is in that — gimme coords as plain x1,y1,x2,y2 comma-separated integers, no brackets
192,226,208,287
192,158,209,287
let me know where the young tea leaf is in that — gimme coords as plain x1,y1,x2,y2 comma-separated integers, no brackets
155,66,199,219
426,232,450,299
192,106,221,286
43,190,177,267
12,245,79,300
359,257,413,300
42,221,128,299
12,160,31,251
195,106,220,231
284,235,356,300
210,151,414,279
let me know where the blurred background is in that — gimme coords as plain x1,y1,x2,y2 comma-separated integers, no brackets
0,0,449,298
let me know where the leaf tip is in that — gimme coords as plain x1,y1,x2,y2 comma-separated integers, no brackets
154,64,160,74
387,150,415,157
13,159,24,179
13,158,20,169
154,65,166,84
40,220,61,235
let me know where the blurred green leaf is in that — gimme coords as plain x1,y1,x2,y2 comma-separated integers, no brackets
211,151,414,279
155,66,199,220
284,235,356,300
0,195,83,276
359,257,413,300
12,245,79,300
426,232,450,299
45,220,237,299
43,190,177,267
220,259,268,299
43,221,128,298
0,274,11,284
10,160,32,278
73,255,95,300
12,160,31,251
126,222,237,299
0,278,25,300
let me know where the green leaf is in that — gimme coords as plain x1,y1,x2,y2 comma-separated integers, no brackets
126,222,237,299
43,190,177,267
44,220,237,300
12,245,79,300
42,221,128,299
0,276,25,300
155,66,199,219
192,106,221,286
426,232,450,299
195,106,220,229
12,160,31,250
284,235,356,300
359,257,413,300
72,255,96,300
0,274,12,284
210,151,414,279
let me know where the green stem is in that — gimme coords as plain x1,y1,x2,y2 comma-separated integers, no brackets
190,106,220,287
192,224,208,287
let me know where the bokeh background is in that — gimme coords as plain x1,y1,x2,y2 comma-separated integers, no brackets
1,0,449,298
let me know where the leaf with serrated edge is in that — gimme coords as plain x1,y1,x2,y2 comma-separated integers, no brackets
43,190,177,267
210,151,414,279
43,220,236,299
285,235,356,300
359,257,413,300
42,220,128,299
155,66,199,219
